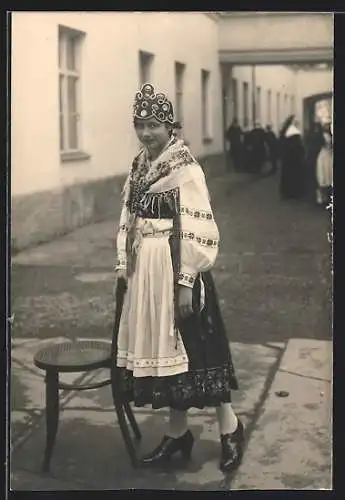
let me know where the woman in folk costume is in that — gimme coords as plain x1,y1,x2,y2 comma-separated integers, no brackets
279,115,306,200
114,83,243,472
315,119,333,206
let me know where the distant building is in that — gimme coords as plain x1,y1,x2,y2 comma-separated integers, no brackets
222,66,299,134
11,12,333,250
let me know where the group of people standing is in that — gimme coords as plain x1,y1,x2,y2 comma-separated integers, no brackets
225,119,279,175
225,115,333,206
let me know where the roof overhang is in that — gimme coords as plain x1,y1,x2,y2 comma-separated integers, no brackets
219,47,333,66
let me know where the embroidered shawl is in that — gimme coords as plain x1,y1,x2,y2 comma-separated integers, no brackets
115,138,220,289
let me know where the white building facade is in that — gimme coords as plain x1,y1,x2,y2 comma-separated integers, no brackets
11,12,333,250
222,65,299,134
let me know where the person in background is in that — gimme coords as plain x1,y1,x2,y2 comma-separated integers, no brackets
315,119,333,206
225,118,243,172
279,115,306,200
241,122,251,172
305,121,324,202
115,83,243,473
265,124,279,175
246,122,267,174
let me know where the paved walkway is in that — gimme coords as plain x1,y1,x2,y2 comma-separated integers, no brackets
10,168,332,490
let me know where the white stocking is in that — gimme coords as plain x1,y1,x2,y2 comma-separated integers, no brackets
216,403,238,436
166,408,188,439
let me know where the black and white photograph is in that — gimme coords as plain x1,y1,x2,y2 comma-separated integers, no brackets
9,11,333,491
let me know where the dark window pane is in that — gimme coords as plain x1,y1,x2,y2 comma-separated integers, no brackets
232,78,238,119
67,76,77,113
243,82,249,125
139,52,153,86
175,63,184,93
66,37,76,70
176,93,182,122
201,70,209,137
68,114,78,149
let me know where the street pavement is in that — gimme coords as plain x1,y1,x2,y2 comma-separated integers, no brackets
10,166,332,490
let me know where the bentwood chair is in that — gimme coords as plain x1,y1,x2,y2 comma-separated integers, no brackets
33,279,141,473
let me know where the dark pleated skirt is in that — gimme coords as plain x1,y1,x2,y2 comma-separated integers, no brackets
115,271,239,410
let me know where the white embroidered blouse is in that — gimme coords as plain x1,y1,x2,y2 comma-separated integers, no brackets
115,139,220,288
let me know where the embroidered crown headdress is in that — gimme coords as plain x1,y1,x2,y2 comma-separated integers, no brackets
133,83,174,125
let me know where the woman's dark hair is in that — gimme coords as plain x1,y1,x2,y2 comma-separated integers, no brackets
133,117,173,134
165,122,174,137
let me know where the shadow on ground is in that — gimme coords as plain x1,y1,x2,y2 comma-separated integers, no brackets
11,411,242,490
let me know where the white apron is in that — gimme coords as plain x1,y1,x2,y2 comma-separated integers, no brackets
116,218,189,378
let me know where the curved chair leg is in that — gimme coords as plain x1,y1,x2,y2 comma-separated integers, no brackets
111,369,139,468
123,401,141,440
42,369,60,473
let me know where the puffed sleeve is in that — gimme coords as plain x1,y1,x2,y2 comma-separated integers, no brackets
177,165,219,288
115,174,131,272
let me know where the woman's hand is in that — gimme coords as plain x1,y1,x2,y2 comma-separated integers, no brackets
116,269,127,281
178,285,194,319
113,269,127,295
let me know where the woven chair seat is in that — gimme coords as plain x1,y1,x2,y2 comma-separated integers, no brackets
32,280,141,472
34,340,112,373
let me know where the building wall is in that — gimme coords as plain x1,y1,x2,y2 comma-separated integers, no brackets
295,68,333,101
11,12,222,250
218,12,333,55
223,65,298,134
11,12,334,251
12,12,222,198
223,65,333,135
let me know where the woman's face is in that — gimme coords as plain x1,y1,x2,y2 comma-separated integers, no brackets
134,117,171,153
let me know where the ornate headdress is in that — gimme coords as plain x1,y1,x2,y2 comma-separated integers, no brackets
133,83,174,125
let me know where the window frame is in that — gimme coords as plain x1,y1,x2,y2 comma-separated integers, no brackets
291,95,295,114
267,89,272,125
231,78,238,121
175,61,186,124
139,50,154,87
276,92,281,129
58,25,87,161
284,93,288,117
243,81,249,127
256,86,261,123
201,69,212,142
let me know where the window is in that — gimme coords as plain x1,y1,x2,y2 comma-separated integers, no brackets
139,51,154,86
256,86,261,122
201,69,211,139
59,26,85,154
175,62,185,124
284,94,288,116
276,92,281,128
243,82,249,127
291,95,295,114
267,90,272,125
231,78,238,120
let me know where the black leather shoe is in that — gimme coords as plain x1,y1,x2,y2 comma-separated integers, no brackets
219,419,244,473
140,430,194,466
